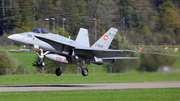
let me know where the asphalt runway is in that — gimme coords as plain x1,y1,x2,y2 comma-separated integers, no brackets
0,81,180,92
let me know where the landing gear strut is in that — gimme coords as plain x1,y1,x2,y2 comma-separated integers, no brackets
55,63,63,76
36,49,50,67
77,61,88,76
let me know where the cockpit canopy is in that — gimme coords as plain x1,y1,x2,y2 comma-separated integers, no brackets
30,28,51,34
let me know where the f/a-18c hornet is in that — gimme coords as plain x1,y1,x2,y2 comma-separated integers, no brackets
8,28,138,76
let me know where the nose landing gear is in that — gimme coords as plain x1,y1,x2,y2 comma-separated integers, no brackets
36,49,50,67
37,59,45,67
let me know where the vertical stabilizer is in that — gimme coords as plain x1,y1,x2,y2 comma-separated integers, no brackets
91,28,118,49
75,28,90,47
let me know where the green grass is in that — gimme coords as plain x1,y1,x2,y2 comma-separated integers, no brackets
7,47,180,71
9,51,37,68
173,57,180,69
0,46,24,50
133,45,180,48
0,72,180,85
9,51,106,74
166,48,180,69
9,52,38,74
8,48,180,70
0,88,179,101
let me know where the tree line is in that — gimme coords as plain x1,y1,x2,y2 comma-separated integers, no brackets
0,0,179,74
0,0,180,45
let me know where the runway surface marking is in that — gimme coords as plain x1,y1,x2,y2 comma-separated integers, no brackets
0,81,180,92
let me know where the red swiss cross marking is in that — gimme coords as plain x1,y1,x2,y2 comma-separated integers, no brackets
104,35,108,40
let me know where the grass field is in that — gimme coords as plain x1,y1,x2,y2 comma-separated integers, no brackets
0,46,24,50
1,46,180,100
9,51,106,74
1,50,180,85
0,72,180,85
8,49,180,75
6,46,180,70
0,88,179,101
10,51,37,69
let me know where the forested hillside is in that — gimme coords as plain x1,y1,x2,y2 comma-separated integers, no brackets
0,0,180,45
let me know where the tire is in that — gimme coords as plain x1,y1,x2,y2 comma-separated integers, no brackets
37,61,41,66
55,68,62,76
82,68,88,76
41,61,45,67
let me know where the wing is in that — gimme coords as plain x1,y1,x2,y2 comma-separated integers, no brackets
34,34,76,48
74,46,135,59
34,34,76,54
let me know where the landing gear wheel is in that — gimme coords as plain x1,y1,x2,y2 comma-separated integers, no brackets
37,60,41,66
82,68,88,76
41,61,45,67
37,61,45,67
55,68,62,76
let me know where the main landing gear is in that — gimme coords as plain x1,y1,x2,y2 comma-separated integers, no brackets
55,61,88,76
77,61,88,76
36,49,89,76
55,63,63,76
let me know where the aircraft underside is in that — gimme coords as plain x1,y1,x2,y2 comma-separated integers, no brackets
36,48,91,76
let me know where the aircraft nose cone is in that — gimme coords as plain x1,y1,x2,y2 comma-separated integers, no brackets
8,34,17,40
8,35,13,39
7,34,23,42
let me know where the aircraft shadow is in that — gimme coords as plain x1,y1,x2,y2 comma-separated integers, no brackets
0,84,89,88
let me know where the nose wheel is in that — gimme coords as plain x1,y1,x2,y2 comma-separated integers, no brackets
36,49,50,67
37,60,45,67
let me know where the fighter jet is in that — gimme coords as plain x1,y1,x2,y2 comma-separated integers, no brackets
8,28,137,76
